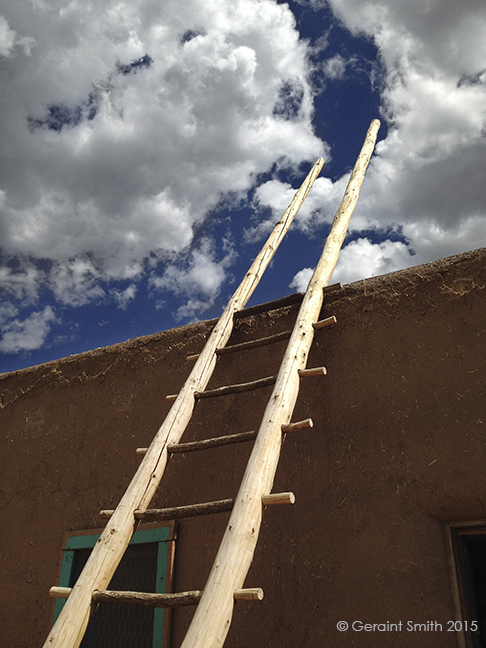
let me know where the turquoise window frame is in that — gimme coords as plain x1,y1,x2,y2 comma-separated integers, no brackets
53,526,173,648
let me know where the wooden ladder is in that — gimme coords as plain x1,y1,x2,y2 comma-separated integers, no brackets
46,119,380,648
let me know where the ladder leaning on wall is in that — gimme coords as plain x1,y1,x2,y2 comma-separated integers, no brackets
46,118,381,648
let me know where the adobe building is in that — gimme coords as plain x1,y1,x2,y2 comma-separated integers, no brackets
1,247,485,648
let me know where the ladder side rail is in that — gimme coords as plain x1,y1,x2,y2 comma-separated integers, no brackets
181,119,381,648
43,159,324,648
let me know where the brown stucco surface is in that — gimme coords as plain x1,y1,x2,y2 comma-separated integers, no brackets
1,247,486,647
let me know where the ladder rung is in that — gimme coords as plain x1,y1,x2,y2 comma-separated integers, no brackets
51,587,263,606
100,499,235,521
216,330,292,356
100,492,294,521
93,589,202,608
136,499,235,520
195,375,276,400
168,430,257,453
50,587,203,608
137,420,310,456
233,293,304,319
188,330,292,362
298,367,327,377
313,315,337,330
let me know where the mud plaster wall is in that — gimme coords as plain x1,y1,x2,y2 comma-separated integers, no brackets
1,248,486,648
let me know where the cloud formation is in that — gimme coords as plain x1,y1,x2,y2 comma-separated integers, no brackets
285,0,486,285
341,1,486,254
0,0,324,351
0,306,55,353
150,237,236,320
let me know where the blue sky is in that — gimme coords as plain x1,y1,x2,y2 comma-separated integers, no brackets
1,0,485,373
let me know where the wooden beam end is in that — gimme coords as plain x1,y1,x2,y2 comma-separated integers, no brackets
262,492,295,506
313,315,337,330
50,586,72,599
298,367,327,377
234,588,264,601
281,418,313,433
99,510,114,519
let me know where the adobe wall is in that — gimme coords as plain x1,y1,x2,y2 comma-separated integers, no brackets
1,248,485,648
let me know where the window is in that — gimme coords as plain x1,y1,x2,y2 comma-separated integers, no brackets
53,524,175,648
449,523,486,648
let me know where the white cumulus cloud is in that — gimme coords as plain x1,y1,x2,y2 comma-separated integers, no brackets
289,0,486,288
0,16,17,57
0,306,56,353
150,237,236,320
327,0,486,257
331,238,414,285
0,0,324,311
289,267,314,292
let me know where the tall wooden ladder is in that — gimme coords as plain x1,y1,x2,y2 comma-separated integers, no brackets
46,119,380,648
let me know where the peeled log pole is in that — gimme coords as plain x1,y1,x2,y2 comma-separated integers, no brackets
181,119,380,648
42,158,324,648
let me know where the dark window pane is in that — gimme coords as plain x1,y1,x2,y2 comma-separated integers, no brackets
70,543,158,648
461,535,486,647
